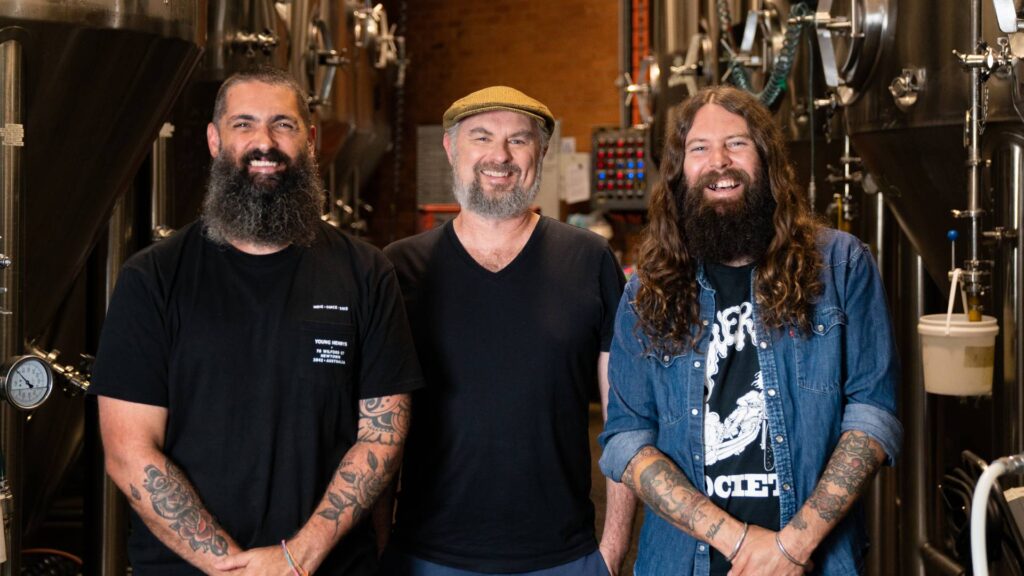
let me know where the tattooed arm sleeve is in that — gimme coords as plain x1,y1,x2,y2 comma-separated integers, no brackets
623,445,748,558
775,430,885,565
285,393,411,572
97,396,242,575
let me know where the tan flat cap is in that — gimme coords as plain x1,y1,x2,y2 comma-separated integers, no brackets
443,86,555,135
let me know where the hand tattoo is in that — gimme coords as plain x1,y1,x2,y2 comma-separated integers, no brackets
142,461,228,556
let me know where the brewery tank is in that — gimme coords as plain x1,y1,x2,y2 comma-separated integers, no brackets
0,1,202,572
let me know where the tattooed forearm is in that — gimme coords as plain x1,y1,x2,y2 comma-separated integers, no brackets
357,396,412,445
622,446,658,492
819,432,881,497
142,461,229,556
799,431,884,528
317,451,399,533
808,490,847,524
317,394,408,536
790,509,808,530
626,448,710,534
706,517,725,540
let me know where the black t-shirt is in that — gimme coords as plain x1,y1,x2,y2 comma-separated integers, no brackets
89,221,424,575
701,262,779,575
384,217,625,572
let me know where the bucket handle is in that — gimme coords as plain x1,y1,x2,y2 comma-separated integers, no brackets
945,268,969,335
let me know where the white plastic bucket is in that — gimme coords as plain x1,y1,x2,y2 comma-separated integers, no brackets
918,313,998,396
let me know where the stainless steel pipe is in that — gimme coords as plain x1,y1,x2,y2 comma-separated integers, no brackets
0,36,23,576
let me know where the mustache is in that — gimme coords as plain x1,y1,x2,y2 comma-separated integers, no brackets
240,147,291,166
475,161,522,176
691,168,752,194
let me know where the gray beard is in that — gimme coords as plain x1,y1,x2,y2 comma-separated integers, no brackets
452,163,541,220
201,147,325,248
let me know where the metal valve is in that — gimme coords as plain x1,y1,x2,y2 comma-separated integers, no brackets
889,68,924,110
229,31,278,57
621,54,657,125
953,40,1015,81
26,345,90,395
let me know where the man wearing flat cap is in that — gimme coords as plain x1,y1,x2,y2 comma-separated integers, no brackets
381,86,636,575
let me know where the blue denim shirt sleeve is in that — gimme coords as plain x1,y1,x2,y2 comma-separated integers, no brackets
835,238,903,464
599,280,657,482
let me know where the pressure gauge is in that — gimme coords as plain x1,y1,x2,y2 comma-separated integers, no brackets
1,355,53,410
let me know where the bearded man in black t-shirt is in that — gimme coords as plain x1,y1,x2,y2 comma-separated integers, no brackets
89,66,423,575
381,86,637,576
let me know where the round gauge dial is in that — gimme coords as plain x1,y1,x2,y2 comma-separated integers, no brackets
2,356,53,410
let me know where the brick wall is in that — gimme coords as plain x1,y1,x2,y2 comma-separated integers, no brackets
366,0,622,246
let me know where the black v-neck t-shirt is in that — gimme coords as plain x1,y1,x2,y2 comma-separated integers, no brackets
384,217,625,572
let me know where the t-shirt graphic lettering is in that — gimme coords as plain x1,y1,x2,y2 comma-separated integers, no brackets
702,262,779,574
312,338,348,365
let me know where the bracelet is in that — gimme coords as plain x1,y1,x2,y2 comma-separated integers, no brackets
725,521,749,562
281,540,309,576
775,533,810,569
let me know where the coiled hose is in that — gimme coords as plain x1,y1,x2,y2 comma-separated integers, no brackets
717,1,810,107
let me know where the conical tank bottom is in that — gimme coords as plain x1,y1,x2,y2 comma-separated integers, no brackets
0,16,201,536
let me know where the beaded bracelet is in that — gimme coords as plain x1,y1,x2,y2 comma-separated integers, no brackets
725,521,749,562
775,533,810,569
281,540,309,576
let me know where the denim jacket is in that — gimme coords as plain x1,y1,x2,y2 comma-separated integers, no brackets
599,229,902,576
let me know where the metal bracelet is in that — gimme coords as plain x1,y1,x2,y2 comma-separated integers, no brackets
725,521,749,562
775,532,810,569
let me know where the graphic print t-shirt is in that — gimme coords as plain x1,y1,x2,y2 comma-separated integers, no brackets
702,262,779,574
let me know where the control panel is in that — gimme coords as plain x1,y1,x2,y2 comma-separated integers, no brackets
591,127,650,211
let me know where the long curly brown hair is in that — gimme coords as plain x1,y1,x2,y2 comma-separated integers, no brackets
635,86,822,353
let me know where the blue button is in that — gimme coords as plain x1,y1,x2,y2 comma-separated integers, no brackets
627,172,635,180
638,160,645,169
597,172,606,180
627,161,635,169
638,172,645,180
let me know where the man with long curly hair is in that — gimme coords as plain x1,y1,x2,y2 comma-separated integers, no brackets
599,86,902,575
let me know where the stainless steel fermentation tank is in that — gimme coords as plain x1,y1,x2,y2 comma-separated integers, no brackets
641,0,1024,574
826,0,1024,573
0,1,202,574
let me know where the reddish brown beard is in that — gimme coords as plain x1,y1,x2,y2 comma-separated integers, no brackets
681,168,776,264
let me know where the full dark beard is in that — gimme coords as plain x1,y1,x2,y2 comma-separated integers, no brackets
202,147,325,247
681,167,776,264
452,160,540,220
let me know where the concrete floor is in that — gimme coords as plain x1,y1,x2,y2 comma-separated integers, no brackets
589,403,642,574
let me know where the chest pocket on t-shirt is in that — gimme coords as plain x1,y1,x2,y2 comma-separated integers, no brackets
300,320,357,383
